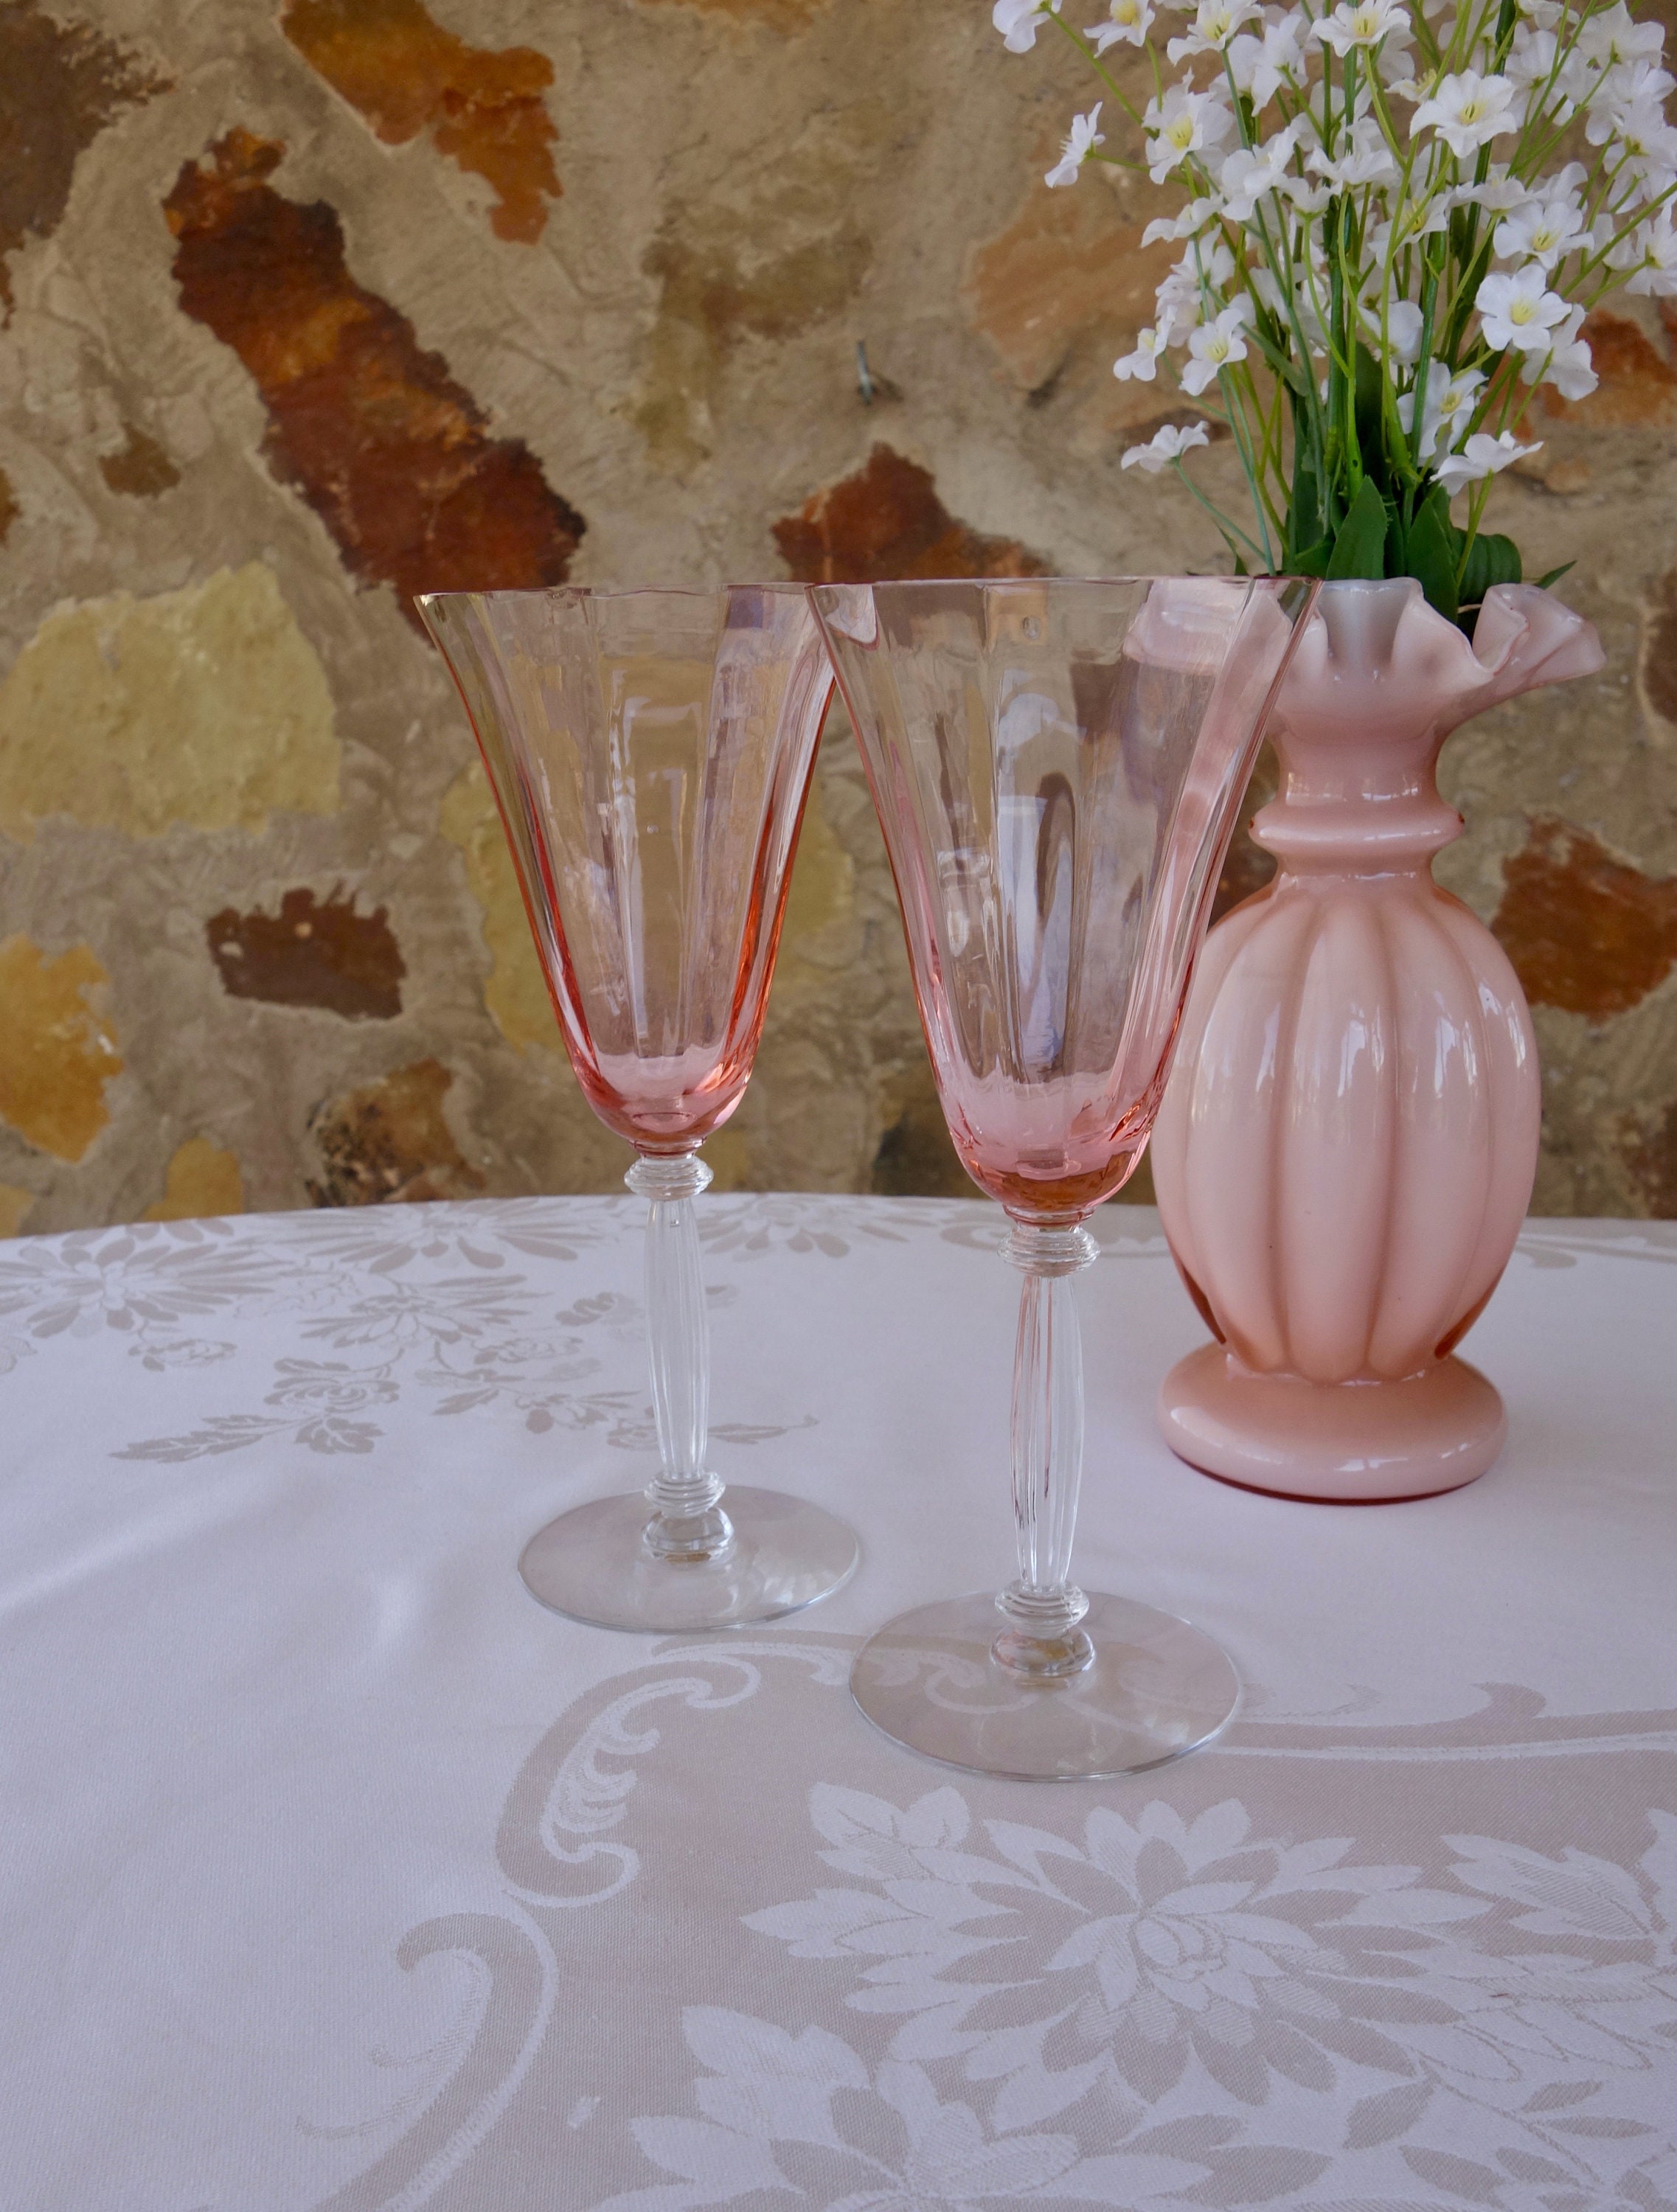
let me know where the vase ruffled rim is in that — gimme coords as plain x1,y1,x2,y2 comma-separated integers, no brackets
1272,577,1605,748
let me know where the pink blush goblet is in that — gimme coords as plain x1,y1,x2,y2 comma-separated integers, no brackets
811,576,1316,1778
420,584,858,1632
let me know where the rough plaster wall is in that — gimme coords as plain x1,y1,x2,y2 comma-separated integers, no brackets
0,0,1673,1233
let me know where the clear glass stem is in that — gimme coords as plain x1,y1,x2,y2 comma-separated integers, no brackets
625,1152,733,1565
994,1220,1099,1680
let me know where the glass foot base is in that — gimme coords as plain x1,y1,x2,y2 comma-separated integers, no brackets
518,1485,860,1632
850,1590,1239,1780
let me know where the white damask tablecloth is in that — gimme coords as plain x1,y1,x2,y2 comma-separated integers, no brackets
1,1194,1674,2212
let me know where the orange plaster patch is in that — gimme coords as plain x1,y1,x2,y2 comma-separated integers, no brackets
965,186,1176,399
164,129,584,631
306,1058,485,1206
143,1136,246,1221
280,0,560,243
1493,815,1677,1020
206,886,405,1020
1538,310,1677,429
0,936,122,1161
774,445,1048,584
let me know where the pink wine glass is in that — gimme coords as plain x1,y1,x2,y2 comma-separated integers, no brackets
811,576,1316,1778
420,585,858,1632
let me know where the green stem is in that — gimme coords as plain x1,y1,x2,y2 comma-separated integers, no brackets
1047,12,1147,129
1172,455,1273,567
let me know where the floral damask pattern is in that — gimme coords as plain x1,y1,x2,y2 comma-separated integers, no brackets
56,1195,849,1463
592,2008,1222,2212
4,1199,1673,2210
77,1192,1094,1461
749,1789,1496,2107
271,1622,1677,2208
378,1630,1671,2212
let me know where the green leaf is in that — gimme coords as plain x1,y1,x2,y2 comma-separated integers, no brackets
1381,495,1403,577
1404,487,1459,623
1459,529,1523,606
1353,343,1387,492
1289,536,1333,577
1325,477,1389,580
1288,450,1322,563
1536,560,1576,590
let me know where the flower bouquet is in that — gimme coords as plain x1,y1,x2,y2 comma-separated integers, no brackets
996,0,1675,628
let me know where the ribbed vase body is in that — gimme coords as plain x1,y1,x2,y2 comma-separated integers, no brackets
1151,580,1605,1500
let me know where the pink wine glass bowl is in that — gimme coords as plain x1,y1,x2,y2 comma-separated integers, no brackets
420,584,858,1632
810,575,1317,1778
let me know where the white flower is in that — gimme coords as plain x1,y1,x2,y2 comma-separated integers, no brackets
1167,0,1260,62
1575,1,1664,81
1181,300,1251,392
993,0,1061,51
1087,0,1153,50
1588,63,1677,147
1593,94,1677,173
1249,263,1285,316
1251,258,1329,349
1192,235,1237,288
1229,10,1308,105
1280,172,1333,213
1626,210,1677,293
1141,194,1224,244
1451,167,1534,214
1435,429,1543,495
1122,420,1212,470
1046,103,1105,186
1308,113,1400,187
1494,180,1589,270
1153,270,1205,334
1520,305,1598,397
1217,125,1301,218
1507,21,1561,90
1143,81,1235,181
1412,70,1520,156
1599,55,1676,110
1114,326,1171,380
1356,294,1423,364
1313,0,1410,55
1476,262,1570,352
1398,361,1484,459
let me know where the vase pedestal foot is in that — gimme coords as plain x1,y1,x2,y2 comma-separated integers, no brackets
1158,1345,1506,1502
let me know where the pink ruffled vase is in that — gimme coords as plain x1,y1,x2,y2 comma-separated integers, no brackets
1150,578,1604,1501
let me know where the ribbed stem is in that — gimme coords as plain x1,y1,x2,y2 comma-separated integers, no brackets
994,1220,1099,1680
626,1152,732,1564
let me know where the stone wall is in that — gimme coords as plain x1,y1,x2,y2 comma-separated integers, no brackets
0,0,1673,1231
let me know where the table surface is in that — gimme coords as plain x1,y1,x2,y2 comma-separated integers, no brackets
1,1194,1674,2211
